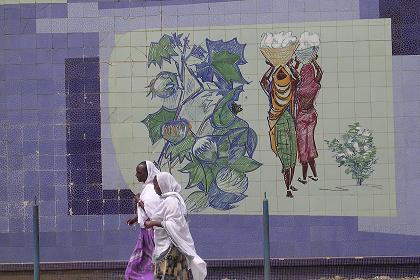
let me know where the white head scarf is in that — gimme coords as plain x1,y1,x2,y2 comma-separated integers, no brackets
156,172,186,216
144,161,160,185
137,161,161,226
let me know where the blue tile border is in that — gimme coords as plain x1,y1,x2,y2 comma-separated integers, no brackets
64,57,135,216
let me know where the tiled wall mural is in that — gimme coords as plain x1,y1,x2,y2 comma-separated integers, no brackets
1,0,420,262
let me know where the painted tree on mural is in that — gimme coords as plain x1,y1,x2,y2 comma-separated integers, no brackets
142,33,262,212
325,123,377,186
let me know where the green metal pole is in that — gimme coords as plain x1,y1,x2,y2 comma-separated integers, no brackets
33,197,40,280
263,192,271,280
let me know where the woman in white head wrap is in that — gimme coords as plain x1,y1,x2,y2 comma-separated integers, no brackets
144,172,207,280
125,161,161,280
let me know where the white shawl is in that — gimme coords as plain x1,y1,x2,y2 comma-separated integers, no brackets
152,172,207,280
137,161,161,227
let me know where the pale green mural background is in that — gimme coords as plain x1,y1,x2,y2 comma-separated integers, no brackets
103,19,395,217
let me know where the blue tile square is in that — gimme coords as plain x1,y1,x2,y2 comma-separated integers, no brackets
6,93,21,110
40,185,55,201
83,33,98,48
103,199,119,215
0,202,8,217
85,109,101,124
65,58,84,79
39,216,56,232
56,216,72,232
51,3,67,18
22,110,38,125
119,189,134,200
36,34,52,49
103,190,118,200
68,93,85,109
8,217,23,233
0,141,6,157
22,95,38,110
36,3,52,18
0,219,9,233
67,139,86,155
39,201,56,217
103,215,119,230
86,154,101,170
71,215,87,231
68,108,86,123
52,33,68,49
24,171,39,187
20,18,36,34
5,19,21,35
8,156,23,170
56,200,68,216
72,185,87,200
21,80,37,95
85,139,101,155
8,232,25,247
22,141,39,155
86,169,102,185
87,216,103,231
54,170,67,186
39,171,54,186
19,34,36,49
23,155,39,170
24,185,39,201
85,124,101,140
7,141,23,155
68,33,84,48
21,5,36,19
52,48,68,64
87,184,102,200
39,155,55,170
88,199,103,215
39,140,55,155
40,232,56,247
54,155,67,170
71,200,87,215
0,157,7,172
68,154,86,170
119,199,135,214
54,126,67,141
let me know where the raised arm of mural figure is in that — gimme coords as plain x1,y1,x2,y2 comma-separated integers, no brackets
287,57,301,81
260,61,275,95
144,220,162,229
313,55,323,83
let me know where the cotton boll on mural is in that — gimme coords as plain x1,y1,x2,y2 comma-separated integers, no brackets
295,32,320,65
260,31,299,67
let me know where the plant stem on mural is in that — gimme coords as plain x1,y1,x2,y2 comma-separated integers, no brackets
141,33,262,212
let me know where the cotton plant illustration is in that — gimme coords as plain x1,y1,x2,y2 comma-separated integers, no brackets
325,123,378,186
141,33,262,212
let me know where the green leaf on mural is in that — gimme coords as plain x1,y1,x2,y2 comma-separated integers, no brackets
166,134,195,163
211,51,246,84
185,191,209,213
180,158,216,192
148,34,178,68
141,106,176,145
212,87,238,128
229,156,262,173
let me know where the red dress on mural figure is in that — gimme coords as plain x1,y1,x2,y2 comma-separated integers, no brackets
294,56,323,184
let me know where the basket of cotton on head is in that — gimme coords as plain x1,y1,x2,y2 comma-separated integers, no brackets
295,32,320,65
260,32,299,67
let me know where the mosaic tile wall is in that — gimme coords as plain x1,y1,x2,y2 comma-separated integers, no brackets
0,0,420,262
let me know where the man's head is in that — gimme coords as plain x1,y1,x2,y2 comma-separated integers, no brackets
135,161,148,183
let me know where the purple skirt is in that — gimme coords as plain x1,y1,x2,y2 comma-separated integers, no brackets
125,228,155,280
